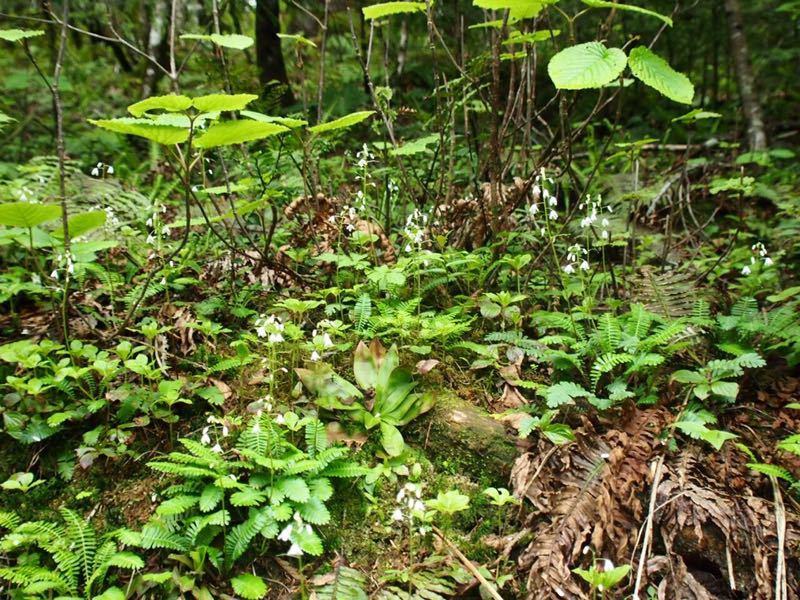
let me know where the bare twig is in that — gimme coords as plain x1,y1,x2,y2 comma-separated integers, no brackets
431,526,504,600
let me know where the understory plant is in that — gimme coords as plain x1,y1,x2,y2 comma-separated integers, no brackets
296,339,434,456
123,411,365,588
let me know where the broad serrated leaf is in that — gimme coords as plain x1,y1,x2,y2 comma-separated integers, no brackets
277,477,310,503
0,29,45,42
363,2,426,20
473,0,557,19
231,574,268,599
308,111,375,134
194,120,288,148
89,118,190,145
52,210,106,240
628,46,694,104
182,33,254,49
192,93,258,113
0,202,61,228
581,0,672,26
127,94,192,117
548,42,627,90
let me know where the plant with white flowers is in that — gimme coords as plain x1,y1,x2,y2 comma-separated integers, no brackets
125,411,366,577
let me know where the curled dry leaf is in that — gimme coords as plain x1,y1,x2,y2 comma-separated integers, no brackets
415,358,440,374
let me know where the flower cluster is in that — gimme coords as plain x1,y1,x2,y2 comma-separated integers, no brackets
403,208,428,253
309,320,336,362
563,244,589,274
90,162,114,177
50,250,74,281
355,143,375,171
199,415,230,454
391,482,426,531
742,242,774,275
255,314,286,343
578,194,613,240
527,168,559,236
278,511,313,557
145,202,169,247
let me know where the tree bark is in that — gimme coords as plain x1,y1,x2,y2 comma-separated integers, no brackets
255,0,293,106
723,0,767,150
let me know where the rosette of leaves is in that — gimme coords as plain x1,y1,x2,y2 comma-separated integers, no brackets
296,340,434,456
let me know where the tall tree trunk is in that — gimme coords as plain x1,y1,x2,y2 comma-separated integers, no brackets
723,0,767,150
256,0,293,106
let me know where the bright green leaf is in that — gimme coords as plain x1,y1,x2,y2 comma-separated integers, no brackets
548,42,627,90
581,0,673,26
127,94,192,117
308,111,376,134
0,203,61,228
628,46,694,104
0,29,45,42
363,2,426,20
192,93,258,113
231,574,268,599
89,118,190,145
194,120,288,148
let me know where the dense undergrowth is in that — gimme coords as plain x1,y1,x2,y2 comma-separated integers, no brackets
1,1,799,599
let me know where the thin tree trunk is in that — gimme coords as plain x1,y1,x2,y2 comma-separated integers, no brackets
256,0,293,106
723,0,767,150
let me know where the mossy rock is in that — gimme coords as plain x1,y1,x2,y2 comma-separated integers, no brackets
407,392,519,484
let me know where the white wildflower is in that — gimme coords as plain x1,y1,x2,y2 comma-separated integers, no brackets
287,543,303,557
211,443,223,454
278,524,293,541
741,265,751,276
200,427,211,445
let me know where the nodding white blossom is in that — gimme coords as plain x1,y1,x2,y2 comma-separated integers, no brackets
582,545,590,555
310,350,321,362
287,543,303,557
200,427,211,445
548,209,558,221
278,523,293,542
602,559,614,571
211,443,223,454
322,333,334,348
255,314,286,343
107,165,114,174
403,208,428,252
356,143,375,170
563,244,588,275
275,414,286,425
91,166,100,177
743,242,774,273
221,424,229,438
392,481,425,525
